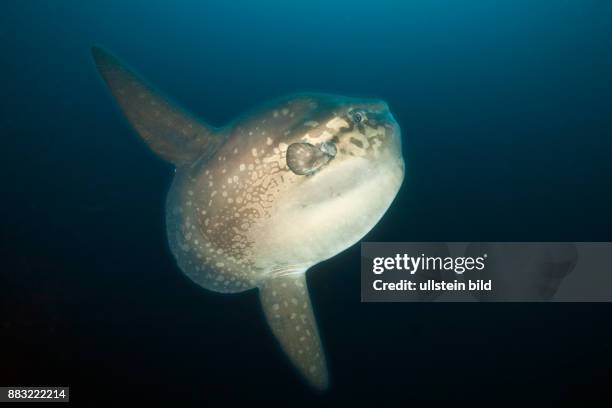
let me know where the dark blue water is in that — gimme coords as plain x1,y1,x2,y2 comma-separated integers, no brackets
2,1,611,406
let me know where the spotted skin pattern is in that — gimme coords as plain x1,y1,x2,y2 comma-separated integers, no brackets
93,47,404,390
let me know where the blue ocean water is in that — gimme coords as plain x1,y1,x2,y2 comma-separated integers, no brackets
2,1,612,406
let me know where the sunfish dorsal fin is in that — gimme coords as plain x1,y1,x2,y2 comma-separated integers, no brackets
92,46,224,166
259,273,329,390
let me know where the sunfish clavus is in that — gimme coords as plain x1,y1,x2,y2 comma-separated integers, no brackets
92,47,404,390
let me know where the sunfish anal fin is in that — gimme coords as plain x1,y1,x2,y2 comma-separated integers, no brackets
259,273,329,390
91,46,224,166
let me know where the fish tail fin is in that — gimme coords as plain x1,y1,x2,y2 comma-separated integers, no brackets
259,273,329,390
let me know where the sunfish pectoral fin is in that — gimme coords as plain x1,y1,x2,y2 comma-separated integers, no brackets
91,46,225,166
259,273,329,390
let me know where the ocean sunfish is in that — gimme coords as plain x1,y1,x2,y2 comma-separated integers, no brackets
92,47,404,389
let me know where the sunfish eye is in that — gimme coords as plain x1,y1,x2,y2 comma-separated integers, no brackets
286,142,336,175
350,110,365,124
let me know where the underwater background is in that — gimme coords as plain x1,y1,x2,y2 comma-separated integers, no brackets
2,0,612,405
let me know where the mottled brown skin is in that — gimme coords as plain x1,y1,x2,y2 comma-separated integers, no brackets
93,47,404,390
166,96,323,292
167,94,399,294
